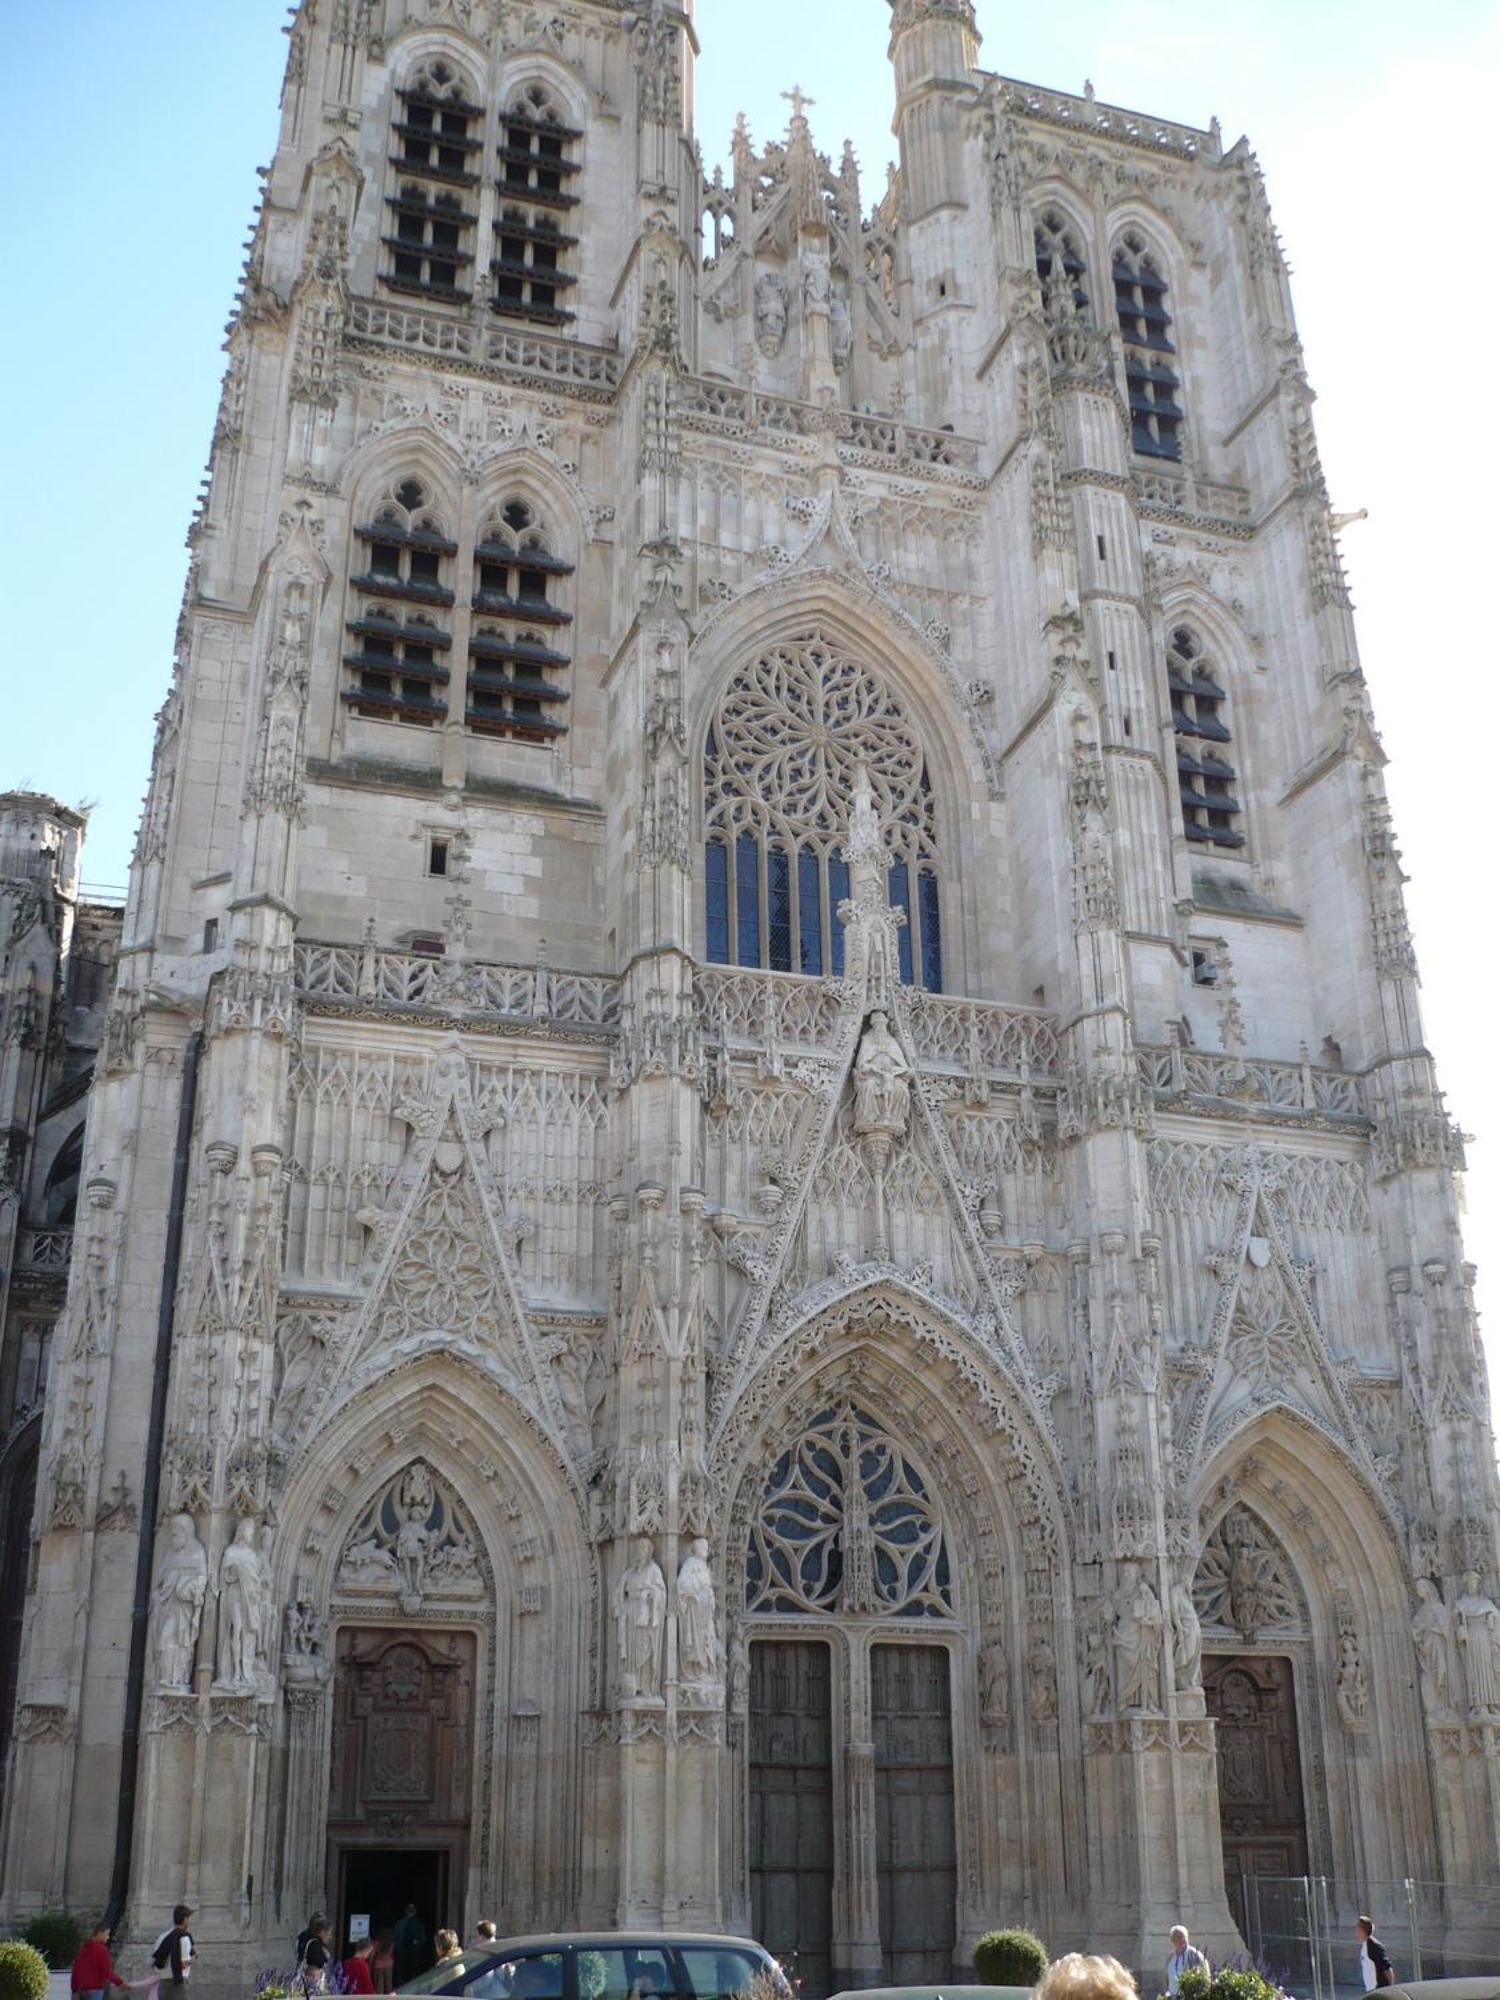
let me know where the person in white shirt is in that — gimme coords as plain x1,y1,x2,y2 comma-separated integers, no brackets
1165,1926,1208,1996
1356,1916,1394,1990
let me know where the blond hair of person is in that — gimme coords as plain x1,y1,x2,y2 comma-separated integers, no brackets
1036,1954,1139,2000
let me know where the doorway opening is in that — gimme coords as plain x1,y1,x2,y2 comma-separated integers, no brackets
1204,1653,1310,1939
337,1848,447,1982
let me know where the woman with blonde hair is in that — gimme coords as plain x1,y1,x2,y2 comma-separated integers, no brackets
1036,1955,1139,2000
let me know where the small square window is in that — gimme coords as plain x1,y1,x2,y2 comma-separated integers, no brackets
429,838,449,878
1191,949,1218,988
202,918,219,953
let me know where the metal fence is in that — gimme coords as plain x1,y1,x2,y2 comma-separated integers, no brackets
1236,1874,1499,1998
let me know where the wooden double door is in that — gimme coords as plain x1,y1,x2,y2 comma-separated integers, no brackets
1204,1654,1310,1940
748,1638,956,1998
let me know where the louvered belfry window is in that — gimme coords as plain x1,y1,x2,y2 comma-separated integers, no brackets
467,499,574,742
494,84,582,325
383,62,481,303
1170,627,1244,848
1115,233,1184,460
344,479,456,726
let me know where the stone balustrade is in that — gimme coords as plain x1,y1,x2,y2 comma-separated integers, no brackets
294,940,620,1030
1136,1044,1365,1120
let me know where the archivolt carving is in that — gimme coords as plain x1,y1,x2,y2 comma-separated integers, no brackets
336,1459,486,1613
745,1399,953,1617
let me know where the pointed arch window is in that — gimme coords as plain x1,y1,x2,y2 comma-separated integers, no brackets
745,1402,954,1619
702,632,943,990
383,61,481,303
1033,207,1090,321
494,83,582,325
345,477,455,726
1169,626,1244,849
467,498,574,741
1114,233,1184,461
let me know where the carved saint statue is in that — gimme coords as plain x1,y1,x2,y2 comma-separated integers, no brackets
754,272,788,357
1455,1570,1500,1717
154,1513,209,1689
829,290,853,371
1083,1613,1112,1719
1113,1561,1164,1713
676,1537,720,1687
1335,1630,1371,1731
216,1517,266,1688
615,1535,668,1701
1411,1577,1454,1716
979,1636,1011,1730
1170,1578,1203,1694
1026,1630,1057,1723
853,1011,912,1138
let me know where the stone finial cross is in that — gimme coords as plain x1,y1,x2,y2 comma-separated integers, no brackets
781,85,815,123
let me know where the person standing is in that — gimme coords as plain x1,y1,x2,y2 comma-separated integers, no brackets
342,1939,377,1995
393,1905,430,1989
71,1922,129,2000
1165,1926,1208,1996
150,1906,196,1989
1356,1916,1395,1989
471,1923,498,1951
370,1931,395,1995
298,1919,333,1996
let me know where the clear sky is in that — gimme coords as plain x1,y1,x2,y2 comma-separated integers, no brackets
5,1,1499,1396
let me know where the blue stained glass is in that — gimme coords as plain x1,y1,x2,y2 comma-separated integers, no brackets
705,840,729,963
828,854,850,975
798,848,822,975
918,868,942,992
767,847,792,971
735,832,760,967
889,858,913,986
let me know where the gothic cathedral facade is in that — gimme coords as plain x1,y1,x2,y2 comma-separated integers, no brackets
3,0,1499,1988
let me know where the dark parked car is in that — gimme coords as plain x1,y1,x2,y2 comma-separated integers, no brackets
398,1932,789,2000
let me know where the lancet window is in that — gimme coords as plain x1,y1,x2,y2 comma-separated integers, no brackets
1114,233,1184,461
745,1402,954,1619
383,61,482,304
468,498,574,741
494,83,582,325
344,478,456,726
1169,626,1244,848
1033,208,1090,320
703,632,943,990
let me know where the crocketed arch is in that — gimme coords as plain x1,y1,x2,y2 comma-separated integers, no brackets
702,626,945,989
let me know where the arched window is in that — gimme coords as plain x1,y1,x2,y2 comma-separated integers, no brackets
1033,207,1090,320
703,631,944,990
467,498,574,741
1169,626,1244,849
383,61,481,303
746,1402,953,1619
344,476,456,727
494,83,582,325
1114,232,1184,461
43,1124,85,1227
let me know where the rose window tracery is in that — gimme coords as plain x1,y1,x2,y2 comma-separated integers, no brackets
704,631,943,989
1192,1504,1304,1641
745,1401,953,1618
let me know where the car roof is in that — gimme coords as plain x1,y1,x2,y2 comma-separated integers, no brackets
829,1989,1034,2000
471,1936,770,1955
1388,1985,1500,2000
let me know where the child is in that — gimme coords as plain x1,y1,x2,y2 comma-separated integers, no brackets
72,1922,129,2000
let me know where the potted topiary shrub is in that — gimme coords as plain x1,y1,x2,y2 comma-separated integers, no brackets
21,1917,84,1974
974,1929,1050,1988
1176,1967,1284,2000
0,1941,51,2000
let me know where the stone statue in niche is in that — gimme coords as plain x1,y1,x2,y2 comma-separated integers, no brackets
215,1517,266,1688
676,1537,720,1691
1455,1571,1500,1717
1170,1572,1204,1710
1335,1630,1371,1732
754,272,788,357
802,257,830,311
829,289,853,371
1411,1577,1455,1717
395,1462,435,1614
1082,1609,1112,1719
154,1513,209,1689
615,1534,668,1702
979,1635,1011,1730
853,1011,911,1138
1113,1561,1164,1713
1026,1629,1057,1723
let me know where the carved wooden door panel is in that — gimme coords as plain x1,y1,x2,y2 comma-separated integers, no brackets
872,1643,956,1985
328,1628,476,1845
1204,1654,1308,1928
749,1640,834,2000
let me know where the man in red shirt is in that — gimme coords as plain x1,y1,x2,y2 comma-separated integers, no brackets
72,1922,129,2000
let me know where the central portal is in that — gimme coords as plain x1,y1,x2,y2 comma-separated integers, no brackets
327,1628,477,1959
